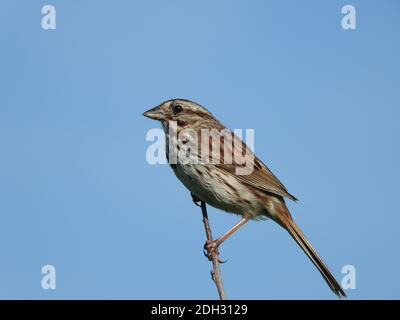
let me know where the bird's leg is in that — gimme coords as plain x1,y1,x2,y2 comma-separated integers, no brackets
204,218,249,261
191,192,201,207
214,218,249,247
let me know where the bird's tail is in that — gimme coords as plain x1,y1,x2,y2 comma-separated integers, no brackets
277,213,346,298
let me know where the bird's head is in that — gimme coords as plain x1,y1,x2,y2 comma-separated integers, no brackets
143,99,215,129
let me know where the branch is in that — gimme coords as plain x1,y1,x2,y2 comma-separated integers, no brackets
200,201,227,300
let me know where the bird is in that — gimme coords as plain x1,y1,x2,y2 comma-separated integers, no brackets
143,98,346,298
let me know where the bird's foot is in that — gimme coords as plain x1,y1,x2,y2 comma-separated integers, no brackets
203,240,227,264
191,193,201,207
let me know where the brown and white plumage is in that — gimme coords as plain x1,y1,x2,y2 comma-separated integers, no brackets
143,98,346,297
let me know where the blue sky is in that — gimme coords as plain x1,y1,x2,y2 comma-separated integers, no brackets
0,0,399,299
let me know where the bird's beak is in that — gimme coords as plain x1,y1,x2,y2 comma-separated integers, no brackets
142,106,166,121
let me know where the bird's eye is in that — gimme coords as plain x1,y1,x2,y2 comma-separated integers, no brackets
173,105,183,114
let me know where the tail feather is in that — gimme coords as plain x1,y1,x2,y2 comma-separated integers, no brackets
279,215,346,298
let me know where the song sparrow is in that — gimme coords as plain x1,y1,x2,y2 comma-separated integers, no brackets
143,98,346,297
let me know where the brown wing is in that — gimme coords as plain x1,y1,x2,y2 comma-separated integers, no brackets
215,133,298,201
218,161,298,201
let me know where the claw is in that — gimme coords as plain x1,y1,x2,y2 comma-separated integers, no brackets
203,240,226,263
203,240,216,261
191,193,201,207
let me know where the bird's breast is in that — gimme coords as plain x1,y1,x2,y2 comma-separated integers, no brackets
170,163,265,219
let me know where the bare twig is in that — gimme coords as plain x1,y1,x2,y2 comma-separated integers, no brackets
200,201,227,300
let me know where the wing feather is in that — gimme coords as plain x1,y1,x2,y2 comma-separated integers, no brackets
215,132,297,201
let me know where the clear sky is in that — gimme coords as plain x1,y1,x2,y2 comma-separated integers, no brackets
0,0,399,299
